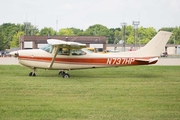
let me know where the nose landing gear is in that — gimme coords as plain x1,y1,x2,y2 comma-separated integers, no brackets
29,68,36,76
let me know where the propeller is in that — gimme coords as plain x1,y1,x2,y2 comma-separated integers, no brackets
9,51,19,58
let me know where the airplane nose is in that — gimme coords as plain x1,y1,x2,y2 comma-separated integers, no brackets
9,51,19,57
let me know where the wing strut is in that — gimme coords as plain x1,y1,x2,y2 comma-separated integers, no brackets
48,45,60,69
47,39,86,69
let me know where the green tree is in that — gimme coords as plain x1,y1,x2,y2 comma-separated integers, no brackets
69,27,83,35
40,27,56,36
23,22,39,35
10,31,24,48
114,30,122,44
106,28,122,44
0,23,19,50
160,27,180,44
106,28,116,44
126,32,134,44
160,27,174,32
126,26,134,44
84,24,109,36
0,22,39,49
0,30,5,50
172,26,180,44
138,27,156,44
58,28,75,36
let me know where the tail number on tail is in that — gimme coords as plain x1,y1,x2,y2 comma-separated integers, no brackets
107,58,135,65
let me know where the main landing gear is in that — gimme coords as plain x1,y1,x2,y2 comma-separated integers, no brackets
28,68,70,78
59,71,70,78
29,68,36,76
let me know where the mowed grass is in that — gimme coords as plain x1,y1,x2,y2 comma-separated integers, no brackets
0,65,180,120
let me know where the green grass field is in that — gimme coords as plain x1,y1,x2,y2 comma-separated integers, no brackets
0,65,180,120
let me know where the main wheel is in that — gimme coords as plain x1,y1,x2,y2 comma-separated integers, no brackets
32,72,36,76
59,71,65,75
63,73,70,78
29,72,33,76
29,72,36,76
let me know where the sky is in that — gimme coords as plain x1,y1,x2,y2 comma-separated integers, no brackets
0,0,180,31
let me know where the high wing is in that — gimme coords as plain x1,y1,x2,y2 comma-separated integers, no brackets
47,39,87,68
47,39,86,49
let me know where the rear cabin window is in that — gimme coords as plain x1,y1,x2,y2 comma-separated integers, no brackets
58,48,86,56
72,49,86,56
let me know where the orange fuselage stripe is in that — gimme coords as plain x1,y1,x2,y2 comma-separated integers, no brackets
18,56,157,65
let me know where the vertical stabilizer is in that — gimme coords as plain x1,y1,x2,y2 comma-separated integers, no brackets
136,31,172,57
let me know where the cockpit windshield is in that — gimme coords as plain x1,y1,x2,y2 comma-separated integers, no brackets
40,44,53,53
82,48,94,53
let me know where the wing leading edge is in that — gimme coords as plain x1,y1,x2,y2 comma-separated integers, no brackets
47,39,86,49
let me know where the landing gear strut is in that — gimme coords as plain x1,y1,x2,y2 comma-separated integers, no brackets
59,70,70,78
29,68,36,76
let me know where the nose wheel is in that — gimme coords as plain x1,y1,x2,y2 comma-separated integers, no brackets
29,68,36,76
59,71,70,78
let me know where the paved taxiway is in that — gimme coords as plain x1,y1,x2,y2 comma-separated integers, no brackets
0,58,19,65
0,57,180,65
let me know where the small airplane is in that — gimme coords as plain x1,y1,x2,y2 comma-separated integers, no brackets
10,31,172,78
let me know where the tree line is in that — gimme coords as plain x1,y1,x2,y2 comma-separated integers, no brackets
0,22,180,51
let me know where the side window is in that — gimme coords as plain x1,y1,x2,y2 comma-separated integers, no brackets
72,49,86,56
58,48,70,55
58,48,62,55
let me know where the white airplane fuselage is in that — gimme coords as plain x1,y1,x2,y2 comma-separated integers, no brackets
17,48,158,70
10,31,172,77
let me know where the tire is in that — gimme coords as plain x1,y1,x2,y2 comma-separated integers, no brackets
32,73,36,76
63,73,70,78
29,72,33,76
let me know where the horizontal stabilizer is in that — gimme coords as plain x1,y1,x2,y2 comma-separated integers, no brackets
136,57,158,63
